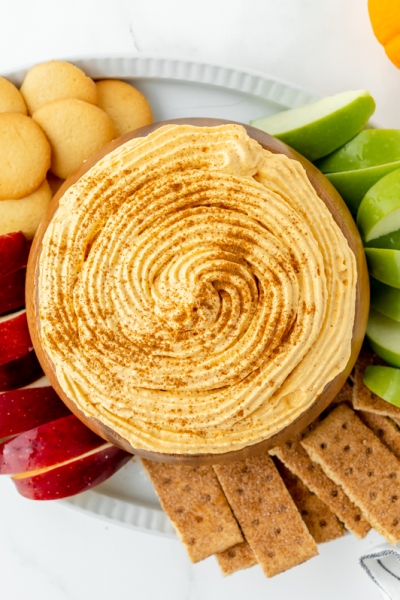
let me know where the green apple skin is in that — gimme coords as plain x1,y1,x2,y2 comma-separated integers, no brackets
367,308,400,367
316,130,400,173
370,277,400,321
364,229,400,250
250,90,375,162
357,168,400,242
325,162,400,214
365,248,400,288
363,365,400,407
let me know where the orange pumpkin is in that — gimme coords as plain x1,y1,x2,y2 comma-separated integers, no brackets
368,0,400,67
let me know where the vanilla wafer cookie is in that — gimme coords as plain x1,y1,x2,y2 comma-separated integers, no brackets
21,60,97,115
301,404,400,545
353,348,400,419
358,411,400,461
0,77,27,114
96,79,153,136
274,459,344,544
214,454,318,578
216,541,257,576
0,113,50,199
0,179,52,239
141,459,243,563
33,98,115,179
270,439,370,538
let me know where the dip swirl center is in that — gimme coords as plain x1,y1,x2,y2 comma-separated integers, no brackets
38,124,357,454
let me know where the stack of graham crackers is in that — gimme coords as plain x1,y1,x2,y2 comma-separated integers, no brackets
141,346,400,578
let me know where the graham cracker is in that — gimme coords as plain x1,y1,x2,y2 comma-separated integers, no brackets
216,541,257,576
140,459,243,562
331,379,354,405
353,348,400,420
213,454,318,578
274,458,344,544
270,440,370,538
358,411,400,461
301,404,400,545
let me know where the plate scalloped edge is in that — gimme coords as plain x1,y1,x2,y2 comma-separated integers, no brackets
2,53,319,109
62,487,176,539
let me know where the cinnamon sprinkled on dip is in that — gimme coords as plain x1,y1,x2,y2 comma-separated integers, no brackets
38,124,357,454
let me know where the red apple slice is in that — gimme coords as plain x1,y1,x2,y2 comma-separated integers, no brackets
0,311,32,365
0,386,71,438
0,269,26,315
0,268,26,315
0,349,43,391
0,232,29,278
12,444,132,500
0,414,105,473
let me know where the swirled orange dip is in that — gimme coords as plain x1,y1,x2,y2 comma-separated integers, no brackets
38,124,356,454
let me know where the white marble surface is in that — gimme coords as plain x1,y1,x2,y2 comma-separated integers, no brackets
0,0,396,598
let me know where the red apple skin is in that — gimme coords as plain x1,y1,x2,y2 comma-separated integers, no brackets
0,350,43,391
12,445,132,500
0,386,71,437
0,232,29,278
0,312,32,366
0,268,26,315
0,414,105,473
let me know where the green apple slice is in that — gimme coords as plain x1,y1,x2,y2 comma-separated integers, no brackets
365,248,400,288
357,168,400,241
325,163,400,214
366,309,400,367
316,130,400,173
250,90,375,161
370,277,400,321
363,365,400,407
364,229,400,250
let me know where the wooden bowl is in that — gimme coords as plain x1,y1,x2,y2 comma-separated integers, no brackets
26,118,369,465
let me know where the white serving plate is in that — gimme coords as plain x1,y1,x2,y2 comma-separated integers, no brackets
3,54,321,538
1,59,383,572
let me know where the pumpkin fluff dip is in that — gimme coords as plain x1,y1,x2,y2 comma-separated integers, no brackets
37,123,357,456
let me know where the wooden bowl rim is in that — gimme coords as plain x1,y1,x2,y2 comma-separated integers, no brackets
26,117,369,465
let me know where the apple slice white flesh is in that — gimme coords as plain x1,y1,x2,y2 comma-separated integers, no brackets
363,365,400,407
357,167,400,242
250,90,375,161
12,444,132,500
366,308,400,367
365,248,400,288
